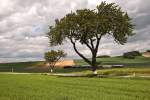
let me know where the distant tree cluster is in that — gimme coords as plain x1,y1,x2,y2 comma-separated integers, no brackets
123,51,141,59
147,50,150,52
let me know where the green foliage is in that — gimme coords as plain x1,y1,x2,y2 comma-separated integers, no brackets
123,51,141,59
123,53,135,59
0,74,150,100
44,50,66,63
44,50,66,72
131,51,142,56
147,50,150,52
47,2,134,68
47,2,134,46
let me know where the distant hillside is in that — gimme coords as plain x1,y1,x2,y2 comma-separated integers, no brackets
0,60,75,72
0,61,45,72
75,56,150,67
0,56,150,73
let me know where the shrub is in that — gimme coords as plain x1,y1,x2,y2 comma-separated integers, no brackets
147,50,150,52
123,53,135,59
131,51,142,56
123,51,141,59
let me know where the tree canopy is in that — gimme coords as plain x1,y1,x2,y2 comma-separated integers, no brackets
44,50,66,72
47,2,134,73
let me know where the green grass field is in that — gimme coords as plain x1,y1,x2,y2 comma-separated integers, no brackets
75,56,150,67
0,74,150,100
0,56,150,100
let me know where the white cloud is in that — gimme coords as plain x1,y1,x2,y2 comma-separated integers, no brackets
0,0,150,62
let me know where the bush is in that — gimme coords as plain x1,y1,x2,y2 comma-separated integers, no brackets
123,51,141,59
147,50,150,52
123,53,135,59
97,55,110,58
131,51,142,56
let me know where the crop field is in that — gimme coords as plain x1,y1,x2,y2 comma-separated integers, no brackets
75,56,150,67
0,56,150,73
0,74,150,100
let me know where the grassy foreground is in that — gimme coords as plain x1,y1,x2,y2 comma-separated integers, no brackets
0,74,150,100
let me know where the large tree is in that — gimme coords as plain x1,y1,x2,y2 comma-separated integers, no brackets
47,2,134,73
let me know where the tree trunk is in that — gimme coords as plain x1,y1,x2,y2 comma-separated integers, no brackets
70,38,101,75
50,68,53,73
49,65,54,73
91,51,97,74
92,66,97,74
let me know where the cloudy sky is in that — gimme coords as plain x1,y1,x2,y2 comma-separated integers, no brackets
0,0,150,62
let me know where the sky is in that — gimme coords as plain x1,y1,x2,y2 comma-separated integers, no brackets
0,0,150,62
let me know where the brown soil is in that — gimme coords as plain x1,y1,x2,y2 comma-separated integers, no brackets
142,52,150,57
25,60,75,71
55,60,75,67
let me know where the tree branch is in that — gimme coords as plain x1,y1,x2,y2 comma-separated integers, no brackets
84,41,93,52
70,38,92,65
90,39,94,49
95,35,102,53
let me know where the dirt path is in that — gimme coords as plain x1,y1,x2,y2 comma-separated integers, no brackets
1,72,150,78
